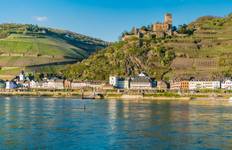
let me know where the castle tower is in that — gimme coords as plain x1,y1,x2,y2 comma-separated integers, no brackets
164,13,172,25
132,27,138,35
164,13,173,35
152,13,173,37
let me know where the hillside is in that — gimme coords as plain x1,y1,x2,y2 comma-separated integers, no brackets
62,13,232,81
0,24,107,79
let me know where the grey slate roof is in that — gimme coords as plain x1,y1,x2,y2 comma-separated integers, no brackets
131,76,151,83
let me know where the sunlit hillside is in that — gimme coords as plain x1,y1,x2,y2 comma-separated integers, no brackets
0,24,108,79
63,14,232,81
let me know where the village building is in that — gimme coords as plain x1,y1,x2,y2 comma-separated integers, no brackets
34,80,65,90
109,76,130,89
109,73,155,90
71,81,104,89
19,73,25,81
5,81,17,89
86,82,105,89
17,81,30,88
29,80,38,89
221,79,232,90
170,81,181,91
157,81,168,91
51,80,65,89
181,81,190,91
170,80,189,91
0,80,6,89
189,80,221,90
109,76,119,87
130,73,153,90
64,80,71,89
71,82,88,89
116,79,130,89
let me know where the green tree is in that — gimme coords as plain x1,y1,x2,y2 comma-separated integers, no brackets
177,24,194,35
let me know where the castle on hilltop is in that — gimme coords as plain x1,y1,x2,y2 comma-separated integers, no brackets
153,13,173,37
122,13,173,41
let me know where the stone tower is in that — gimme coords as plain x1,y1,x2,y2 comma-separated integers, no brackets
152,13,173,37
164,13,173,35
164,13,172,26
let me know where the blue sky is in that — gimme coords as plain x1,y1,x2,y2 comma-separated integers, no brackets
0,0,232,41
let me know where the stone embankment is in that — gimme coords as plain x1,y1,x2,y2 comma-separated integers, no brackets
0,89,230,101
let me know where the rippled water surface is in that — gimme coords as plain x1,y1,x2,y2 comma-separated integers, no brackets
0,97,232,150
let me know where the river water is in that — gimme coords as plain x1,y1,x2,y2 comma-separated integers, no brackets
0,97,231,150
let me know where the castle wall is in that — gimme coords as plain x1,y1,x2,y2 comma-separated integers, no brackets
153,23,164,32
122,13,173,41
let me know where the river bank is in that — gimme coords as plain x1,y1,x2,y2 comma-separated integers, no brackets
0,90,231,101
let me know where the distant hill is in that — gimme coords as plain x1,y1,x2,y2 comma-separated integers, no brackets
62,13,232,81
0,24,107,79
0,24,107,67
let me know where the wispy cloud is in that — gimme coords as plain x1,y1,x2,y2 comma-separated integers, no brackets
34,16,48,22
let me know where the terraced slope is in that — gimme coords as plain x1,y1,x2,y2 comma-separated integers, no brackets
62,13,232,81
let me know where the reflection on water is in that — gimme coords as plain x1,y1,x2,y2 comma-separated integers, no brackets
0,97,231,149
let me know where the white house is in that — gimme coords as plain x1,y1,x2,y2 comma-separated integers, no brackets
109,76,130,89
221,79,232,90
71,81,104,89
38,80,64,89
19,73,25,81
6,81,17,89
130,73,153,90
189,81,221,90
48,80,64,89
109,73,154,90
109,76,119,87
29,80,39,89
71,82,88,89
